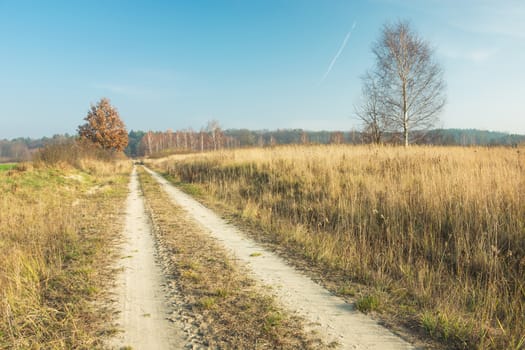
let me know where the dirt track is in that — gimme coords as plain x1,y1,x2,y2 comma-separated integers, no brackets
107,166,418,349
145,167,415,350
108,168,185,349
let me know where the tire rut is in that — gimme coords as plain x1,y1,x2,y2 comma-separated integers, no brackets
108,167,186,349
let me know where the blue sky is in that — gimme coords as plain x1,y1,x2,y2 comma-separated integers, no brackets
1,0,524,139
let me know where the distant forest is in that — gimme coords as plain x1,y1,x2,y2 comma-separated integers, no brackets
1,128,524,162
125,128,525,157
0,134,71,163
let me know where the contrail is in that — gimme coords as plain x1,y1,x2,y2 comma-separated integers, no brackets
321,21,357,82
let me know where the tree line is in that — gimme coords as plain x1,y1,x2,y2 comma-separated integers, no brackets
126,128,525,157
129,124,360,157
2,128,523,162
0,134,71,162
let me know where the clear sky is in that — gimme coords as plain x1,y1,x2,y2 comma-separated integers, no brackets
1,0,524,139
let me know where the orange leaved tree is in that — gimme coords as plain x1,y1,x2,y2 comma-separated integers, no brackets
78,98,128,152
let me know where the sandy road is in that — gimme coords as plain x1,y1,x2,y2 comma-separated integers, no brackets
145,167,416,350
108,167,185,349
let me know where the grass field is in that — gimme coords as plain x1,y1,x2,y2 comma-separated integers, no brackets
154,145,525,349
0,160,130,349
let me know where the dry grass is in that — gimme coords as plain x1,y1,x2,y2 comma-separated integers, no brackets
137,167,325,349
0,160,130,349
33,139,128,173
153,145,525,349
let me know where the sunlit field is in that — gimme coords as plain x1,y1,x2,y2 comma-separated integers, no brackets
155,145,525,349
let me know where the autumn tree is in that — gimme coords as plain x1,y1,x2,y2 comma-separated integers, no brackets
78,98,128,151
365,20,446,146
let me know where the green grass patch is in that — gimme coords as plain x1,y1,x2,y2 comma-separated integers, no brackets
356,294,381,313
0,163,16,171
264,311,284,331
197,296,217,309
214,288,229,298
158,172,204,196
337,285,357,297
178,182,203,196
420,311,477,346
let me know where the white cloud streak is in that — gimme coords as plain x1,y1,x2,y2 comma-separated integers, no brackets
321,21,357,82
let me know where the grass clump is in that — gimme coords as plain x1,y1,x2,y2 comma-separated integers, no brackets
420,311,475,347
154,145,525,349
337,285,356,297
197,296,217,309
264,311,284,331
356,294,381,313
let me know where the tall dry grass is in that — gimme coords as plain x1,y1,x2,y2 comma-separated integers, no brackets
33,139,128,174
157,145,525,349
0,159,130,348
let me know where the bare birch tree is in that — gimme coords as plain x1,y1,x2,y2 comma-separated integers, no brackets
206,120,223,150
369,20,446,146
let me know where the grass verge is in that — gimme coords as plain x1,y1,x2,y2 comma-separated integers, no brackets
137,167,325,349
0,161,130,349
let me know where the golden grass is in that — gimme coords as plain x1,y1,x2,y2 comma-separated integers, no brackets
155,145,525,349
0,160,130,349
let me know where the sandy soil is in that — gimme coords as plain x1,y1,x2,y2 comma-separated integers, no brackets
108,167,185,349
146,167,416,350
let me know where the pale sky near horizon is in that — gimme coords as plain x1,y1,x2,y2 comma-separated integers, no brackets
1,0,524,139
